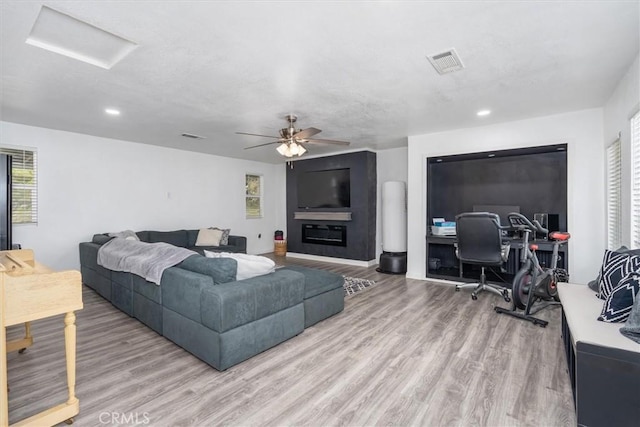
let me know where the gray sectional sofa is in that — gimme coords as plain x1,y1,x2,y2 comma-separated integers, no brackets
79,229,344,370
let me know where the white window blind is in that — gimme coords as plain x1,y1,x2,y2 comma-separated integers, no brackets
606,138,622,249
0,147,38,225
632,111,640,248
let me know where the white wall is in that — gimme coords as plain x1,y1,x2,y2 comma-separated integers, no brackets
0,121,286,271
603,54,639,247
407,109,605,284
375,147,408,259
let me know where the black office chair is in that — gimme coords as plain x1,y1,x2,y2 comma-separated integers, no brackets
454,212,511,301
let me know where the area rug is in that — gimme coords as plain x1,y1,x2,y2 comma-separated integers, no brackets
344,276,375,296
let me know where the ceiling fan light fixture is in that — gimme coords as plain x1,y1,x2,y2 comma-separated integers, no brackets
276,143,289,156
289,142,300,155
297,145,307,156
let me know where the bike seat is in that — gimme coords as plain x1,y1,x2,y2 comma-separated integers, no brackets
549,231,571,241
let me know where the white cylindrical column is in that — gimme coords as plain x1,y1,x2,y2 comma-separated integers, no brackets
381,181,407,253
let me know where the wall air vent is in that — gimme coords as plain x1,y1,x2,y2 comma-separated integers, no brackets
426,48,465,74
181,133,205,139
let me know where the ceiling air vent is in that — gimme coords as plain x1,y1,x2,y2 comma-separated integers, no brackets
427,49,464,75
181,133,205,139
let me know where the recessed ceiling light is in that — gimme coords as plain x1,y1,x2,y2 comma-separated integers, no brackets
477,110,491,117
105,108,120,116
488,154,496,158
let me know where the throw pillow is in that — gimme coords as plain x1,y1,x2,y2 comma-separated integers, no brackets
108,230,140,241
204,250,275,280
588,246,629,295
596,250,640,300
195,228,223,246
598,273,640,323
210,227,230,246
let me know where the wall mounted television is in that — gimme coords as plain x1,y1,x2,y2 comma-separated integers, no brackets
297,168,351,208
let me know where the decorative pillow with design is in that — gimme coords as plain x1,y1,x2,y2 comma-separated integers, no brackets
588,246,633,295
596,250,640,300
598,273,640,323
195,228,223,246
210,227,230,246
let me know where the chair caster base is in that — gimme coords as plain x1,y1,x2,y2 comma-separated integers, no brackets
471,293,478,300
502,290,510,303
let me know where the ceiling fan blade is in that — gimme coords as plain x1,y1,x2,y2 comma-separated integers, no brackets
244,140,283,150
294,127,321,139
236,132,280,139
304,138,350,146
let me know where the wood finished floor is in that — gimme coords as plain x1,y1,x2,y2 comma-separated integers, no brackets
6,255,576,426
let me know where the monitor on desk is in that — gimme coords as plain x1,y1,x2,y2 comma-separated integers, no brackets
472,204,520,227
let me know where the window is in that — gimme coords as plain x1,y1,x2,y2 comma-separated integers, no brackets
631,110,640,248
606,137,622,249
245,174,263,218
0,147,38,225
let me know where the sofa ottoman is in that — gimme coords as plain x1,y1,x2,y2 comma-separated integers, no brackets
280,266,344,327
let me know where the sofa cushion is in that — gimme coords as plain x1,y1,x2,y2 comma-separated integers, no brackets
147,230,188,247
280,265,344,299
186,229,199,247
178,255,237,285
133,274,162,304
598,273,640,323
200,269,304,333
92,234,113,245
161,267,216,324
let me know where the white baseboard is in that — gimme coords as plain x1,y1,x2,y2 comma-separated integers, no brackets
286,252,378,268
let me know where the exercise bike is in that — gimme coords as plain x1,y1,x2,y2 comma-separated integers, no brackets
494,213,570,327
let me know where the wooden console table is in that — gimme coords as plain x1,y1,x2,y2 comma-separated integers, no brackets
0,250,83,427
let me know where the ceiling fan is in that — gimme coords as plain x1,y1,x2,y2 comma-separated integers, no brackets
236,114,349,158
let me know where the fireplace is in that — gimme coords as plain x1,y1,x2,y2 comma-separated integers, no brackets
301,224,347,247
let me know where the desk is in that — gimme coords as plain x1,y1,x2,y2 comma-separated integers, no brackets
425,235,568,283
0,250,83,427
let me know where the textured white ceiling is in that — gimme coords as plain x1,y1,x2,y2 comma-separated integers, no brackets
1,1,638,163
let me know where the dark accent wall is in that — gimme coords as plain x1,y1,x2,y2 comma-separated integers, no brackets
427,144,568,231
286,151,377,261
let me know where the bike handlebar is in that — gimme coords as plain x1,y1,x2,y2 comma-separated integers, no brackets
507,212,549,235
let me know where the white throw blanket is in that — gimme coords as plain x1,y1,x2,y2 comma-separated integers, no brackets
98,238,196,285
204,251,275,280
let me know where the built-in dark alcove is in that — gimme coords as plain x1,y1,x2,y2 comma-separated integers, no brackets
426,144,568,282
286,151,376,261
428,144,568,230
